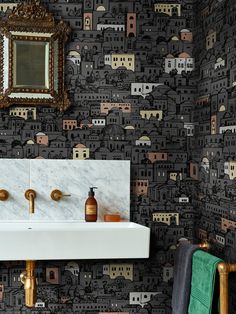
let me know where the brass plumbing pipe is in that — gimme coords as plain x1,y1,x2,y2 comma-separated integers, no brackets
197,241,236,314
218,262,236,314
20,260,37,307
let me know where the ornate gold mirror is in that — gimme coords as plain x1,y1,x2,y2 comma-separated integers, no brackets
0,0,71,111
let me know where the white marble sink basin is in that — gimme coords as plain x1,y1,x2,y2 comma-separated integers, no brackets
0,222,150,260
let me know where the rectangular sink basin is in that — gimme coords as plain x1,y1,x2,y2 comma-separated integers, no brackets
0,222,150,260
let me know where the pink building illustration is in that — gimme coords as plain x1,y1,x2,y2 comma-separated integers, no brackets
46,267,60,285
63,119,78,130
36,132,49,146
147,152,168,163
127,13,136,37
131,180,149,196
84,12,92,30
180,29,193,42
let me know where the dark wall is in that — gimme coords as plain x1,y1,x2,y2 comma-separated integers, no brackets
194,0,236,312
0,0,199,313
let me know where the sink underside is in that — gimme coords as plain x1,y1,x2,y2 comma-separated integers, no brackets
0,222,150,260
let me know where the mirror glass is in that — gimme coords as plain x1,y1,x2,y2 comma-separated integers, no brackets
13,40,49,89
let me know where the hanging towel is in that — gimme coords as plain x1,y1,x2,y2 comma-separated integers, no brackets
172,242,199,314
188,250,222,314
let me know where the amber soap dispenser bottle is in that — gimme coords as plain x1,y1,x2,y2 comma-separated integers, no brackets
85,187,98,222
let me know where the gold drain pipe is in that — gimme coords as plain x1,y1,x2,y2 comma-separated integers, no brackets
20,260,37,307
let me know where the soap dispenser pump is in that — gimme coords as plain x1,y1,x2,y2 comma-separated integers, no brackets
85,187,98,222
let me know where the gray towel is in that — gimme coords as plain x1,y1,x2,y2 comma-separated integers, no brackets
172,242,199,314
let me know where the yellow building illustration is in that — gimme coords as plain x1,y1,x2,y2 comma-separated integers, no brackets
0,3,17,12
105,54,135,71
73,144,90,160
169,172,182,181
103,264,133,281
152,212,179,225
154,3,181,16
140,110,163,120
9,107,37,120
224,161,236,180
206,30,216,50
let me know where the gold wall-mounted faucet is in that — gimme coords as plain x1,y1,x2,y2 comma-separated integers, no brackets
25,189,37,214
0,189,9,201
51,189,71,201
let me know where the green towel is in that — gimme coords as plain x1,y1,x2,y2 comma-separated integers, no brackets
188,250,222,314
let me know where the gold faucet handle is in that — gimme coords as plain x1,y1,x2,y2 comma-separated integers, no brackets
0,189,9,201
25,189,37,214
25,189,37,200
51,189,71,201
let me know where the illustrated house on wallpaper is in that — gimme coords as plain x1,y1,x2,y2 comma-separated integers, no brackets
63,119,78,130
180,29,193,42
140,110,163,121
0,0,235,311
84,12,93,30
127,13,136,37
73,144,90,160
131,179,149,196
9,107,36,120
100,102,131,114
206,29,217,50
154,3,181,17
130,292,160,307
153,212,179,225
165,53,195,74
36,132,49,146
104,53,135,71
103,264,133,280
97,22,125,31
67,50,81,66
131,83,163,98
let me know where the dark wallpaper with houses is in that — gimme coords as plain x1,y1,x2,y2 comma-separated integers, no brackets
193,0,236,312
0,0,235,313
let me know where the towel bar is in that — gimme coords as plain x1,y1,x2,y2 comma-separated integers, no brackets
217,262,236,314
197,242,236,314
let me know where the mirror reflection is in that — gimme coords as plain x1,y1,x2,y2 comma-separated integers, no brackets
13,41,49,89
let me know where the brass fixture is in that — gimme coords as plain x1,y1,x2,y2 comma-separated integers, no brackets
0,0,71,111
20,260,37,308
25,189,37,214
218,262,236,314
0,189,9,201
50,189,71,201
198,240,210,250
197,241,236,314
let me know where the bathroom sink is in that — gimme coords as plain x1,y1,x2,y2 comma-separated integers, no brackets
0,222,150,260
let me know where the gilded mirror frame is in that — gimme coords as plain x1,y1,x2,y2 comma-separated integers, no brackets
0,0,71,111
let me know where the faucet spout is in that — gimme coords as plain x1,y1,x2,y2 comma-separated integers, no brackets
20,260,37,307
25,189,37,214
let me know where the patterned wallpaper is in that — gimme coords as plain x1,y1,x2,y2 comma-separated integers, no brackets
0,0,235,313
194,0,236,312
